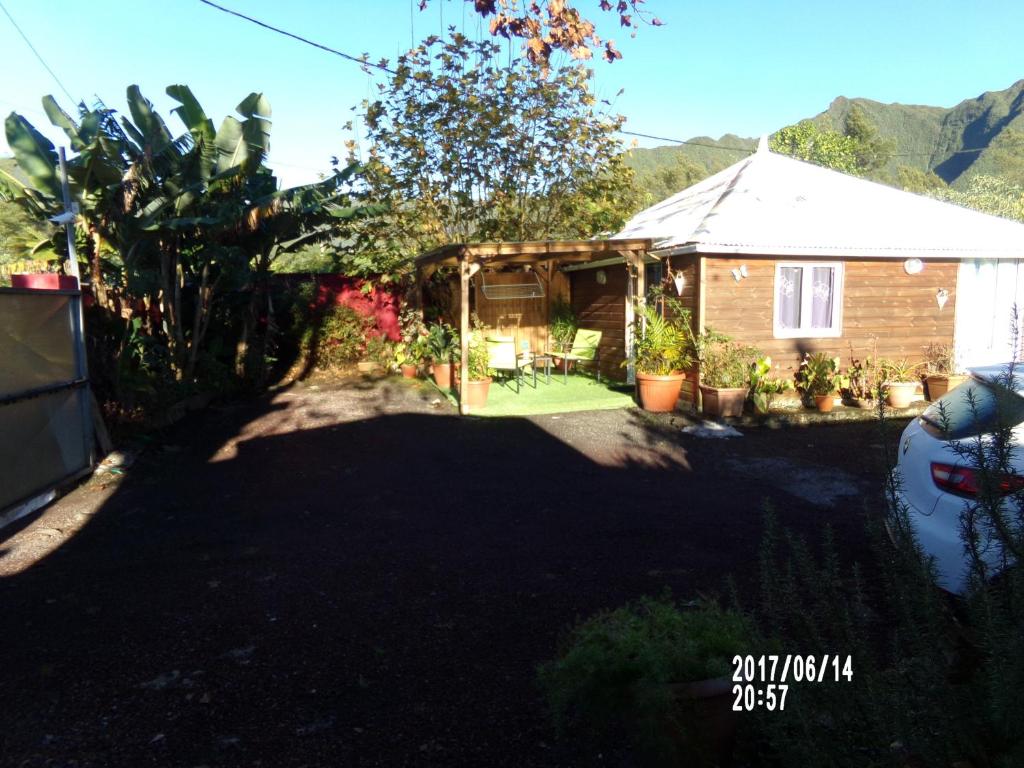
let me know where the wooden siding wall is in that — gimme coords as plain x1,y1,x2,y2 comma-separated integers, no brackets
702,256,959,374
665,255,700,403
472,269,569,355
571,265,628,380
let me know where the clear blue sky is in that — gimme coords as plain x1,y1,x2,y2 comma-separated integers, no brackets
2,0,1022,187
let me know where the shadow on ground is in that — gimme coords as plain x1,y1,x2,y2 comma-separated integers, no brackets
0,385,891,767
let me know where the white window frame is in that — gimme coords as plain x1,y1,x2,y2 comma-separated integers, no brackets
772,262,844,339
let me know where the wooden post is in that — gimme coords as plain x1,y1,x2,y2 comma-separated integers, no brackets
696,255,708,411
459,258,472,415
622,250,646,385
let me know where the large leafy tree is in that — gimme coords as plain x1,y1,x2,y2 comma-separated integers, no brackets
770,107,892,178
1,86,370,381
419,0,663,67
357,32,639,252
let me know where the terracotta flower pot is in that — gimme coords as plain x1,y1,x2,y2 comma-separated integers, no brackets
553,356,575,373
699,385,749,418
462,377,491,409
925,373,967,401
814,394,835,412
432,362,452,389
401,363,418,379
885,381,917,409
636,372,685,412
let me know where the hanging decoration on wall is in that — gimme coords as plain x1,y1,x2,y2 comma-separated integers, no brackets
904,258,924,275
595,269,607,285
936,288,949,310
673,272,685,296
731,264,750,283
739,264,749,278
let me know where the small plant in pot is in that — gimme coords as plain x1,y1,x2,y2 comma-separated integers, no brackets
922,342,965,401
458,321,492,408
399,338,427,379
358,334,390,374
538,594,755,767
694,329,758,418
841,352,879,409
795,352,842,412
748,356,793,414
425,322,459,389
629,300,694,412
880,357,920,409
549,297,578,373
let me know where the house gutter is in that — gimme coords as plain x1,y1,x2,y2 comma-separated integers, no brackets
651,243,1024,260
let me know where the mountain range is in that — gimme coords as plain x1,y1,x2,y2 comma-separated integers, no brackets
626,79,1024,203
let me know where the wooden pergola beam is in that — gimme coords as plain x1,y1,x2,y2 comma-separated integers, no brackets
415,238,653,269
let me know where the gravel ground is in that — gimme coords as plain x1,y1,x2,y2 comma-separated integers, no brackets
0,376,908,767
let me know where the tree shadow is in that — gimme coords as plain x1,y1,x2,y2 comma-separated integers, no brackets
0,395,879,766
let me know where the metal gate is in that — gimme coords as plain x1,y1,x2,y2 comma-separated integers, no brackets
0,285,93,514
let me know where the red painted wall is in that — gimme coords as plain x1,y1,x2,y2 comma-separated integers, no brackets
286,274,403,341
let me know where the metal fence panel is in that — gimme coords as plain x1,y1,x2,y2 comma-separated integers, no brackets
0,288,92,512
0,291,78,397
0,387,90,508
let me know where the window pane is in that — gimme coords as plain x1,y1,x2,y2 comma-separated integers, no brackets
810,267,835,329
777,267,802,329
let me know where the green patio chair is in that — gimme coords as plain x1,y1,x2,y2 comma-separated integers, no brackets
487,336,534,393
548,328,602,383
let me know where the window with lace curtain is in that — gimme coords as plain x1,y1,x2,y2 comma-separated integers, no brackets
773,262,843,338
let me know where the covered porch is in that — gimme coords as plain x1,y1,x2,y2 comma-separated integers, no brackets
414,239,653,415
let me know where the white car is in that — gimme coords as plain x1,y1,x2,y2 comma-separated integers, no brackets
892,365,1024,593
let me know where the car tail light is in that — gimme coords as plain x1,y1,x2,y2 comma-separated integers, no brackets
930,462,1024,497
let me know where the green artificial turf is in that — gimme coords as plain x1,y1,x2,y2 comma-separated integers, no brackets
471,373,637,417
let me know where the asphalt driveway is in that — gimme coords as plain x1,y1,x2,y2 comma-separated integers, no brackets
0,377,899,767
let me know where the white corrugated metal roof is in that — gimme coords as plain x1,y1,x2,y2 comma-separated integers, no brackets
616,142,1024,259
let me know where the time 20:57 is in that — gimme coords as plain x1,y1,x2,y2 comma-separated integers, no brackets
732,683,790,711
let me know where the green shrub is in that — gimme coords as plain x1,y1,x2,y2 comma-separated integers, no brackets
694,328,758,389
538,594,753,762
630,299,694,376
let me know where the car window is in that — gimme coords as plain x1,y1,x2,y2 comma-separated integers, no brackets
920,378,1024,439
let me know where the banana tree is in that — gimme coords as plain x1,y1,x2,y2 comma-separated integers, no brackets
1,85,374,382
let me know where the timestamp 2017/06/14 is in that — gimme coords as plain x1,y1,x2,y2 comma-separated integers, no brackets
731,654,854,711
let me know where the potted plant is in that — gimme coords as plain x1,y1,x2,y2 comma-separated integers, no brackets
459,320,492,408
399,342,420,378
538,594,754,767
795,352,842,412
880,358,920,409
842,354,879,409
425,322,459,389
358,335,389,374
748,355,792,414
549,297,578,373
922,342,966,400
694,329,758,418
629,301,694,412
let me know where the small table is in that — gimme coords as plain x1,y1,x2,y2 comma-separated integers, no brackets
526,354,552,385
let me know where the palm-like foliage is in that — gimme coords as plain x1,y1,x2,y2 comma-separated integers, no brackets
1,85,377,380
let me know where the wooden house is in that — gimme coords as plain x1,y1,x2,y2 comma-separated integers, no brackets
416,141,1024,413
613,138,1024,375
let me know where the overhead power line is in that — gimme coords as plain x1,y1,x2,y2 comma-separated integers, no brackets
0,0,76,105
198,0,396,74
620,129,756,153
197,1,1007,164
